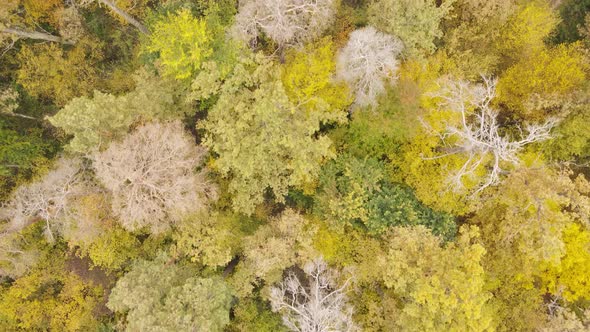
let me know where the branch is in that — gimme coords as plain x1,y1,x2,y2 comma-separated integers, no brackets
97,0,150,35
1,27,74,45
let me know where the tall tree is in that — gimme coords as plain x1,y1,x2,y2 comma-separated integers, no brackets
107,254,234,332
336,27,403,108
92,121,216,234
192,53,337,214
232,0,336,48
270,258,357,332
367,0,454,58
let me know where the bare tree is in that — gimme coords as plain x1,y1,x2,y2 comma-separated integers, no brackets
428,76,557,194
270,258,357,332
92,121,216,234
336,27,404,108
0,157,88,242
232,0,336,48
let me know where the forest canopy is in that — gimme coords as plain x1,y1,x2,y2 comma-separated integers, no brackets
1,0,590,331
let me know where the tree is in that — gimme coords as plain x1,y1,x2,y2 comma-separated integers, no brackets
542,106,590,161
48,68,191,153
0,0,76,45
377,225,494,331
0,121,57,198
428,76,556,194
16,39,103,106
539,223,590,303
107,254,234,332
145,8,213,80
232,0,336,47
442,0,517,74
282,37,350,121
367,0,454,58
227,297,288,332
270,258,358,332
0,266,104,331
315,154,456,238
551,0,590,43
0,157,89,242
495,43,588,121
470,167,590,331
193,53,336,214
80,0,149,34
173,211,252,268
494,0,558,64
229,209,318,297
92,121,216,234
336,27,403,108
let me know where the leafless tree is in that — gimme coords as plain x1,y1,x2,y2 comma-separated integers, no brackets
92,121,216,234
0,157,89,242
270,258,357,332
336,27,404,108
232,0,336,48
428,76,557,194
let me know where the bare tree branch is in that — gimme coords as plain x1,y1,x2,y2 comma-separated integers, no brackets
1,27,75,45
232,0,335,47
336,27,403,108
270,258,358,332
428,76,557,194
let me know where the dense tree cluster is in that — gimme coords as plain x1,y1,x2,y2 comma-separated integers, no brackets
1,0,590,331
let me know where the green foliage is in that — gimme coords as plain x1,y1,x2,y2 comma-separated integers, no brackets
107,254,234,332
193,53,337,214
173,212,257,268
551,0,590,44
315,154,457,238
0,122,56,198
329,87,419,160
542,106,590,160
48,68,189,153
367,0,455,57
226,297,287,332
83,226,141,271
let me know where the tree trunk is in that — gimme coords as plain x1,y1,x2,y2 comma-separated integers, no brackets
98,0,150,35
2,112,40,120
1,27,74,45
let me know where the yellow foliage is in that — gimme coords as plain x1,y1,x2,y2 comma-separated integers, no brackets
146,9,212,80
282,37,351,122
16,38,103,106
539,223,590,302
0,270,103,331
496,43,588,120
495,0,559,64
379,225,495,331
23,0,63,26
